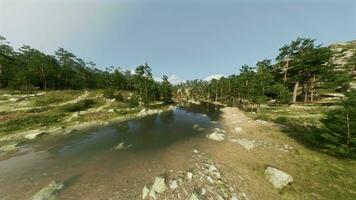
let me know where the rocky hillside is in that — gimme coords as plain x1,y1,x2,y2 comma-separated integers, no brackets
329,40,356,88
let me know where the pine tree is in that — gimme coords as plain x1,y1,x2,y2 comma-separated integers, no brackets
322,90,356,157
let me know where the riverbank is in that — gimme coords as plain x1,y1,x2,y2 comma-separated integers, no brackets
202,106,356,199
0,90,175,154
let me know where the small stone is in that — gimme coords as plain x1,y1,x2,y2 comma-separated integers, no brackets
193,149,199,154
234,127,242,132
201,188,207,195
169,180,178,190
187,172,193,181
190,192,201,200
207,176,214,184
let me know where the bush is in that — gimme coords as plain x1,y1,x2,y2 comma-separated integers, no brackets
128,95,139,107
62,99,96,112
103,89,124,101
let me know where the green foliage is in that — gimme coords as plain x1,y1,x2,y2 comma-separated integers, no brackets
159,75,173,104
62,99,96,112
270,83,291,104
103,88,123,101
321,90,356,157
128,95,140,107
0,114,64,134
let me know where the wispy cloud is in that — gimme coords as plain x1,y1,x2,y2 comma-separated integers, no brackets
204,74,224,81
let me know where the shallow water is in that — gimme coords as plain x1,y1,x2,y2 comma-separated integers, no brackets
0,102,221,199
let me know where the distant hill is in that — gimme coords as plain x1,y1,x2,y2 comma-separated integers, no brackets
329,40,356,89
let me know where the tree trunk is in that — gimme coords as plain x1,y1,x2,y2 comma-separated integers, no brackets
304,84,309,103
40,67,47,91
292,81,299,104
215,87,218,102
283,59,289,83
310,75,316,102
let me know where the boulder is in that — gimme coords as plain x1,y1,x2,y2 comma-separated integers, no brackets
24,130,47,140
30,181,63,200
151,176,167,194
265,167,293,190
206,129,226,141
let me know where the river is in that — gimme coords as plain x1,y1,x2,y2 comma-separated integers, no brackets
0,102,222,199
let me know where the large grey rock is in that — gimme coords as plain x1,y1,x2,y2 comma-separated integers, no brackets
265,167,293,189
151,176,167,194
30,181,63,200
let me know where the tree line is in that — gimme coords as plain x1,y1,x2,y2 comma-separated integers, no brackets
177,38,355,110
0,35,173,107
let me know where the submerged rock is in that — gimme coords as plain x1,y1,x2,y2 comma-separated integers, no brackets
30,181,63,200
265,167,293,190
114,142,133,150
193,124,205,131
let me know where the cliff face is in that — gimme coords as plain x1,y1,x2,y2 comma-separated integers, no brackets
329,40,356,89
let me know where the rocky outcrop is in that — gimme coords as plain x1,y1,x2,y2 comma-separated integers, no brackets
265,167,293,190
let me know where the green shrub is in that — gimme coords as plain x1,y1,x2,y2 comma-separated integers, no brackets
0,114,63,133
128,95,139,107
62,99,96,112
103,89,124,101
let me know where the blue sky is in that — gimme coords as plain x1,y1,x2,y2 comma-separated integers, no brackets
0,0,355,83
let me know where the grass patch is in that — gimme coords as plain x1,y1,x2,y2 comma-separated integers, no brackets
0,114,64,134
33,91,81,106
